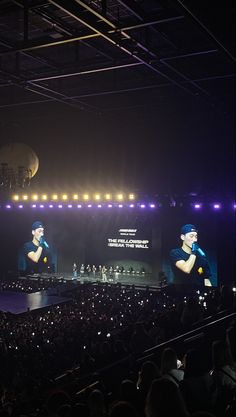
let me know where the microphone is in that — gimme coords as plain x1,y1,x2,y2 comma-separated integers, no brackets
40,236,49,249
197,247,206,257
192,243,206,257
43,240,49,249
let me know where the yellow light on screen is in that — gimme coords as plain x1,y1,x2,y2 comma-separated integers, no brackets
117,194,123,200
42,195,47,200
83,194,89,200
32,194,38,201
52,194,58,200
95,194,100,200
105,194,111,200
62,194,68,200
73,194,79,200
22,195,28,201
13,195,19,201
129,194,135,200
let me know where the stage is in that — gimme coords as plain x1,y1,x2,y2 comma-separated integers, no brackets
23,271,165,288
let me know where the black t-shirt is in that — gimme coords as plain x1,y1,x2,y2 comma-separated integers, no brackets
170,247,212,287
23,241,52,274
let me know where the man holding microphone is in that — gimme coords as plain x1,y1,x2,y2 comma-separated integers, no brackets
23,221,52,274
170,224,212,288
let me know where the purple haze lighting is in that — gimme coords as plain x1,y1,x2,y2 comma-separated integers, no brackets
77,204,82,208
58,204,63,208
6,204,11,209
68,204,72,208
213,203,221,209
140,204,146,208
149,204,155,208
118,204,123,208
88,204,92,208
97,204,102,208
31,204,36,208
129,204,134,208
108,204,112,208
194,203,201,209
18,204,23,209
49,204,53,208
39,204,44,208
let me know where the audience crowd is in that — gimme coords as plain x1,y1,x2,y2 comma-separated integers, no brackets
0,278,235,417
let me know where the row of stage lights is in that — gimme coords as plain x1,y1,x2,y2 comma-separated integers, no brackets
1,202,236,210
0,193,234,210
11,193,136,202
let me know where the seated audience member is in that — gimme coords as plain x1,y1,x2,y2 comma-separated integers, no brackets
109,401,139,417
145,377,189,417
136,360,161,412
180,349,213,414
209,340,236,416
87,389,107,417
161,347,184,386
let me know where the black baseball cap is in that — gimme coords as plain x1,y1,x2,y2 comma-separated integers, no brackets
180,224,197,235
32,221,44,230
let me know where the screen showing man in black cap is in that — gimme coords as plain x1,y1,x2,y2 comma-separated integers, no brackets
169,224,212,288
22,221,53,275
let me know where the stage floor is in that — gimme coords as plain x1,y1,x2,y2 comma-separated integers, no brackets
0,290,71,314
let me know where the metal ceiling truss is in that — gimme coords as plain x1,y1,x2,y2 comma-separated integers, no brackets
0,0,234,112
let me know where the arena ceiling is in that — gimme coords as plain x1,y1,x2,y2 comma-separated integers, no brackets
0,0,235,116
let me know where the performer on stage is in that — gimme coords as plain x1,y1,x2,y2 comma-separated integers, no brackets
170,224,212,288
23,220,53,274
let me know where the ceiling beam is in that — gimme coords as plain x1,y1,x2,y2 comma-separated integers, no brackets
175,0,235,62
47,0,196,95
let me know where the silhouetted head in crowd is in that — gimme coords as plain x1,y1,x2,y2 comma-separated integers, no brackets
161,347,178,374
212,339,234,369
145,377,189,417
183,348,206,378
46,391,71,417
87,389,106,417
120,379,137,406
226,324,236,361
109,401,139,417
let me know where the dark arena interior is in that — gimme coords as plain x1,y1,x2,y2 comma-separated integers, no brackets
0,1,235,417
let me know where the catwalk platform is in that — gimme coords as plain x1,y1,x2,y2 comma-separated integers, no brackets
0,290,71,314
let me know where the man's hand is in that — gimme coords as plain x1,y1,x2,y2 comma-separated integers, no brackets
191,242,199,255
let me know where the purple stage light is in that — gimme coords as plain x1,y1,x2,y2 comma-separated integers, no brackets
194,203,201,209
6,204,11,209
77,204,82,208
213,203,221,209
149,204,155,208
39,204,44,208
108,204,112,208
58,204,63,208
68,204,72,208
129,204,134,208
97,204,102,208
88,204,92,208
49,204,53,208
18,204,23,209
140,204,146,208
118,204,123,208
31,204,37,208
